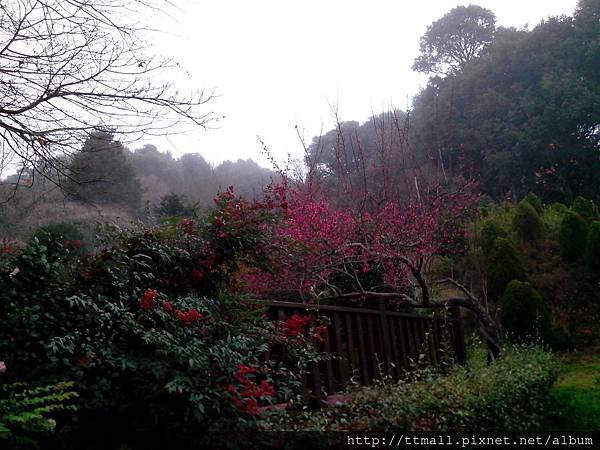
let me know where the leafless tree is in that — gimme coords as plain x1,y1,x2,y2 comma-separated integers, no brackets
0,0,214,193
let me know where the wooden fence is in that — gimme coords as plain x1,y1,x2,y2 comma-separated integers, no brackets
259,300,466,400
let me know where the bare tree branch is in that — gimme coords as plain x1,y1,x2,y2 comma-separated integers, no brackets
0,0,214,196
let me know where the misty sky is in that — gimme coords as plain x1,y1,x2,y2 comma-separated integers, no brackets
147,0,579,167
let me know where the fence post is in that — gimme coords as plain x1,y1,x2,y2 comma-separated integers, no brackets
449,307,467,365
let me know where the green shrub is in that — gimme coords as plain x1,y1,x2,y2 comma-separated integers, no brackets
0,381,78,450
500,280,552,344
486,237,527,300
480,219,507,255
155,193,196,218
512,200,543,242
585,221,600,272
559,211,588,260
30,222,86,258
0,211,324,449
524,192,543,215
542,203,568,240
263,345,560,433
571,196,598,223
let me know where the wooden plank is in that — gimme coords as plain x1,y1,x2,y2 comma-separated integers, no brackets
300,370,309,402
426,320,437,365
430,320,440,365
308,314,323,400
345,313,357,376
321,313,337,394
387,315,401,377
418,319,433,364
412,319,425,362
277,307,287,321
378,302,394,377
333,312,346,386
356,314,371,384
402,317,415,364
449,307,467,365
366,315,378,380
395,316,409,370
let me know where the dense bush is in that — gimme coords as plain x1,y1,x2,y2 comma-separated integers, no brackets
480,219,507,255
500,280,552,344
0,200,323,449
30,222,86,257
585,221,600,272
512,200,543,242
571,196,598,223
541,203,568,241
155,193,196,219
524,192,543,215
263,345,559,433
486,237,527,300
559,211,588,260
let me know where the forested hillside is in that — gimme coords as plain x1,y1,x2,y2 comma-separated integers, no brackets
409,0,599,202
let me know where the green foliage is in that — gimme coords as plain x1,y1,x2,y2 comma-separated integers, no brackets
480,219,507,255
572,196,598,223
154,193,196,218
524,192,543,215
413,4,496,75
541,203,568,240
30,222,86,258
486,237,527,300
264,345,559,432
546,352,600,431
410,7,600,202
512,200,543,242
500,280,552,344
585,221,600,271
0,381,78,449
66,131,142,211
559,211,589,260
0,215,324,449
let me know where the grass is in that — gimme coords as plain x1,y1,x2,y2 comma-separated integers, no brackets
466,337,600,432
545,349,600,431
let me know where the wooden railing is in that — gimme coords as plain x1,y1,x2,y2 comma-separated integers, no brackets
259,300,466,400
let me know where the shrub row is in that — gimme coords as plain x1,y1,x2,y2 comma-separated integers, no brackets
263,346,560,433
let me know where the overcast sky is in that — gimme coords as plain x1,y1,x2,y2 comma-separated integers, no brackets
145,0,579,167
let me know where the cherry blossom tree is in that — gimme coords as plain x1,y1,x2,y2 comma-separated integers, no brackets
215,113,501,358
212,178,500,359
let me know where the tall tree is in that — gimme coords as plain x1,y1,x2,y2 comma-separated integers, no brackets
410,5,600,202
66,131,142,211
413,4,497,75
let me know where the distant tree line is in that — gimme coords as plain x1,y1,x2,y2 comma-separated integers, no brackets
410,0,600,203
310,0,599,204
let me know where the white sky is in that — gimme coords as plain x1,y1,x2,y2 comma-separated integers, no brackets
145,0,579,167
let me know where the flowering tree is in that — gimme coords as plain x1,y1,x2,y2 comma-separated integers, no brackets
224,176,501,358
